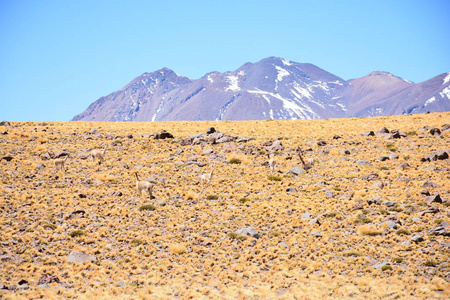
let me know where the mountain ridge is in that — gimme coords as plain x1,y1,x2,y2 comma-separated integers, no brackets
72,57,450,121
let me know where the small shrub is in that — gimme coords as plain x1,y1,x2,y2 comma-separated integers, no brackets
228,232,248,241
357,225,383,236
434,219,443,225
424,260,437,267
267,175,282,181
392,257,404,264
354,217,372,224
206,195,219,200
406,131,417,136
395,229,410,236
381,264,393,271
229,158,242,164
386,143,398,152
169,244,187,255
43,223,57,230
139,204,156,211
325,212,337,218
403,155,411,161
269,231,281,237
175,203,182,208
69,230,85,238
378,166,389,171
344,251,363,257
239,197,250,203
130,239,144,246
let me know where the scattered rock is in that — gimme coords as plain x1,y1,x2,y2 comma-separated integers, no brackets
425,194,443,204
372,181,384,189
356,159,371,165
235,227,261,239
154,130,174,139
0,121,11,126
428,226,450,236
419,207,440,216
54,151,70,158
429,128,441,136
372,261,389,269
376,127,390,134
36,164,46,170
398,162,410,170
361,131,375,136
383,201,396,207
67,251,97,263
0,155,13,162
377,155,390,161
310,231,322,237
362,173,379,181
301,212,313,219
333,135,342,139
36,274,60,286
340,149,350,155
385,221,398,229
287,166,305,176
411,235,424,243
206,127,216,134
286,187,298,193
317,140,327,146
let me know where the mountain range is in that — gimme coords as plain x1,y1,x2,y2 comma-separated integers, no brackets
72,57,450,122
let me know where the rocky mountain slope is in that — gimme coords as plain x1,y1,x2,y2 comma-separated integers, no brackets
72,57,450,121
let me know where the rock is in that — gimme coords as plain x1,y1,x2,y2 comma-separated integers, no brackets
0,155,13,162
352,203,364,210
398,162,410,170
385,215,402,225
317,140,327,146
309,218,321,226
154,130,174,139
400,240,411,246
442,124,450,132
301,212,313,219
206,127,216,134
118,162,130,169
287,166,305,175
333,135,342,139
36,164,46,170
310,231,322,237
67,251,97,263
361,131,375,136
362,173,379,181
377,155,390,161
412,217,421,222
435,150,449,160
236,136,255,143
89,128,99,135
286,187,298,193
376,127,390,134
356,159,371,165
235,227,261,239
411,235,424,243
340,149,350,155
372,262,389,269
0,254,25,263
422,181,438,188
367,196,381,205
78,193,87,198
428,226,450,236
372,181,384,189
267,140,284,151
385,221,398,229
429,128,441,136
425,194,443,204
388,154,399,160
203,148,215,155
420,207,439,216
383,201,396,207
36,274,60,285
54,151,70,158
0,121,11,126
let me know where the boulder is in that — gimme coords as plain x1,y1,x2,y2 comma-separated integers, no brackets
154,130,174,139
67,251,96,263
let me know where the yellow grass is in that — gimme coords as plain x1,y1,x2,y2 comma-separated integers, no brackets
0,112,449,299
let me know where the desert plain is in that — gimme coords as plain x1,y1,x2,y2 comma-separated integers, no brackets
0,112,449,299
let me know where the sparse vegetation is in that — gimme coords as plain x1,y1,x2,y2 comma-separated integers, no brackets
0,113,448,299
386,143,398,152
229,158,242,164
267,175,282,181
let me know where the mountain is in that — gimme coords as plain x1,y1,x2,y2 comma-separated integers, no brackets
72,57,450,121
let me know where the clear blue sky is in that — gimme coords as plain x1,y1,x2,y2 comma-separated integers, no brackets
1,0,449,121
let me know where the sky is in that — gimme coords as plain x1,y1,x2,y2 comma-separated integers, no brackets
0,0,449,121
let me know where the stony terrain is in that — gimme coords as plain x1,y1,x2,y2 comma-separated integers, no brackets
0,113,449,299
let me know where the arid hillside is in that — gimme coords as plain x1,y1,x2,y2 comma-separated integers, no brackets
0,113,449,299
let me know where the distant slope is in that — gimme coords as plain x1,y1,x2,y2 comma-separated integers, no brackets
72,57,450,121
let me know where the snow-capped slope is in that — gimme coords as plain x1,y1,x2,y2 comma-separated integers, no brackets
72,58,450,122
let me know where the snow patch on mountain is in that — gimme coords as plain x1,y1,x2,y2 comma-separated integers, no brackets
275,65,290,81
225,74,240,91
424,97,436,107
439,86,450,99
443,73,450,85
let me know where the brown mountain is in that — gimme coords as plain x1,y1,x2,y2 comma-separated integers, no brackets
72,57,450,121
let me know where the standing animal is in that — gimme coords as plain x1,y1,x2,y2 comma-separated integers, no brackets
134,172,154,199
200,164,215,184
90,145,107,165
54,155,69,171
296,147,315,172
